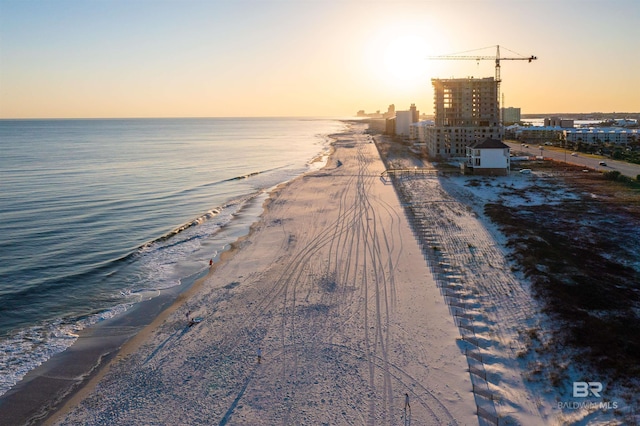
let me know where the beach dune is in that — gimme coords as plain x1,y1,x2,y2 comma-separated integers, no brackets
52,124,476,425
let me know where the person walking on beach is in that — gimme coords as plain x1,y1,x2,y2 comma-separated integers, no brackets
257,347,262,364
186,310,191,322
404,393,411,415
209,258,213,266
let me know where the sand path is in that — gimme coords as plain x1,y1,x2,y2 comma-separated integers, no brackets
53,124,476,425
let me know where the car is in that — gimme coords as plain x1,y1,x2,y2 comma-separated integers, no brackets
599,161,607,166
519,168,532,174
571,152,578,157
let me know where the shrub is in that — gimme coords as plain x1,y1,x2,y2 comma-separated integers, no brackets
603,170,636,186
603,170,621,181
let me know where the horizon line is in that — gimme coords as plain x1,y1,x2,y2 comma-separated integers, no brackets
2,112,639,121
0,115,361,121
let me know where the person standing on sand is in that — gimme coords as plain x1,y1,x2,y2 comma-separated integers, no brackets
257,347,262,364
186,310,191,321
404,393,411,414
209,259,213,266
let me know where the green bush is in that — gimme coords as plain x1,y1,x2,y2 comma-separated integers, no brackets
603,170,621,181
603,170,635,185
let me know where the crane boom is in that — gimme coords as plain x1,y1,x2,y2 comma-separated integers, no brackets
430,55,537,62
429,56,536,60
427,45,537,83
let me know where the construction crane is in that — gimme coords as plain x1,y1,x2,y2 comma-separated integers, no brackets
428,45,537,123
428,44,536,87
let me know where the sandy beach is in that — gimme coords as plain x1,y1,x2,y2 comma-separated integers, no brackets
42,123,478,425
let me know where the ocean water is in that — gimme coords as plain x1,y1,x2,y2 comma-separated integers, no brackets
0,117,345,395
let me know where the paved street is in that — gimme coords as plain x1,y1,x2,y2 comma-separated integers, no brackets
505,141,640,179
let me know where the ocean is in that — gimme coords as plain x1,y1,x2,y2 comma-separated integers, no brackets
0,117,345,396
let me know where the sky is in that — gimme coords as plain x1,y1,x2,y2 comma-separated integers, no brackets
0,0,638,119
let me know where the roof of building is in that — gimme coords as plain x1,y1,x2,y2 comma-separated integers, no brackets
469,137,509,149
565,127,639,134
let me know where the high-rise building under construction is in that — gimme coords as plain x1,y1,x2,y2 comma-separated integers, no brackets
425,77,502,158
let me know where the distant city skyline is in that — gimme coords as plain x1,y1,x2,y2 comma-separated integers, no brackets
1,0,638,119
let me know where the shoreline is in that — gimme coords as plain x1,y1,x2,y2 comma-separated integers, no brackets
48,122,476,424
43,248,228,425
43,143,335,424
0,136,338,426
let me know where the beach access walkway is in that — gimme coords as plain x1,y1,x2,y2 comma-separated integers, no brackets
51,124,477,425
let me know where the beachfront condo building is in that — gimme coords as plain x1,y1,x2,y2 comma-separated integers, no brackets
424,77,502,159
564,128,638,145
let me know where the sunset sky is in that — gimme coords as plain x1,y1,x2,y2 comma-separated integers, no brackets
1,0,638,119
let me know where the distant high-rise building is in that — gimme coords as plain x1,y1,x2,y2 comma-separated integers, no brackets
410,103,419,123
425,77,502,158
544,117,574,128
383,104,396,119
501,107,521,124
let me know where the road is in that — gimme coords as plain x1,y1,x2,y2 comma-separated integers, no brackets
505,141,640,179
